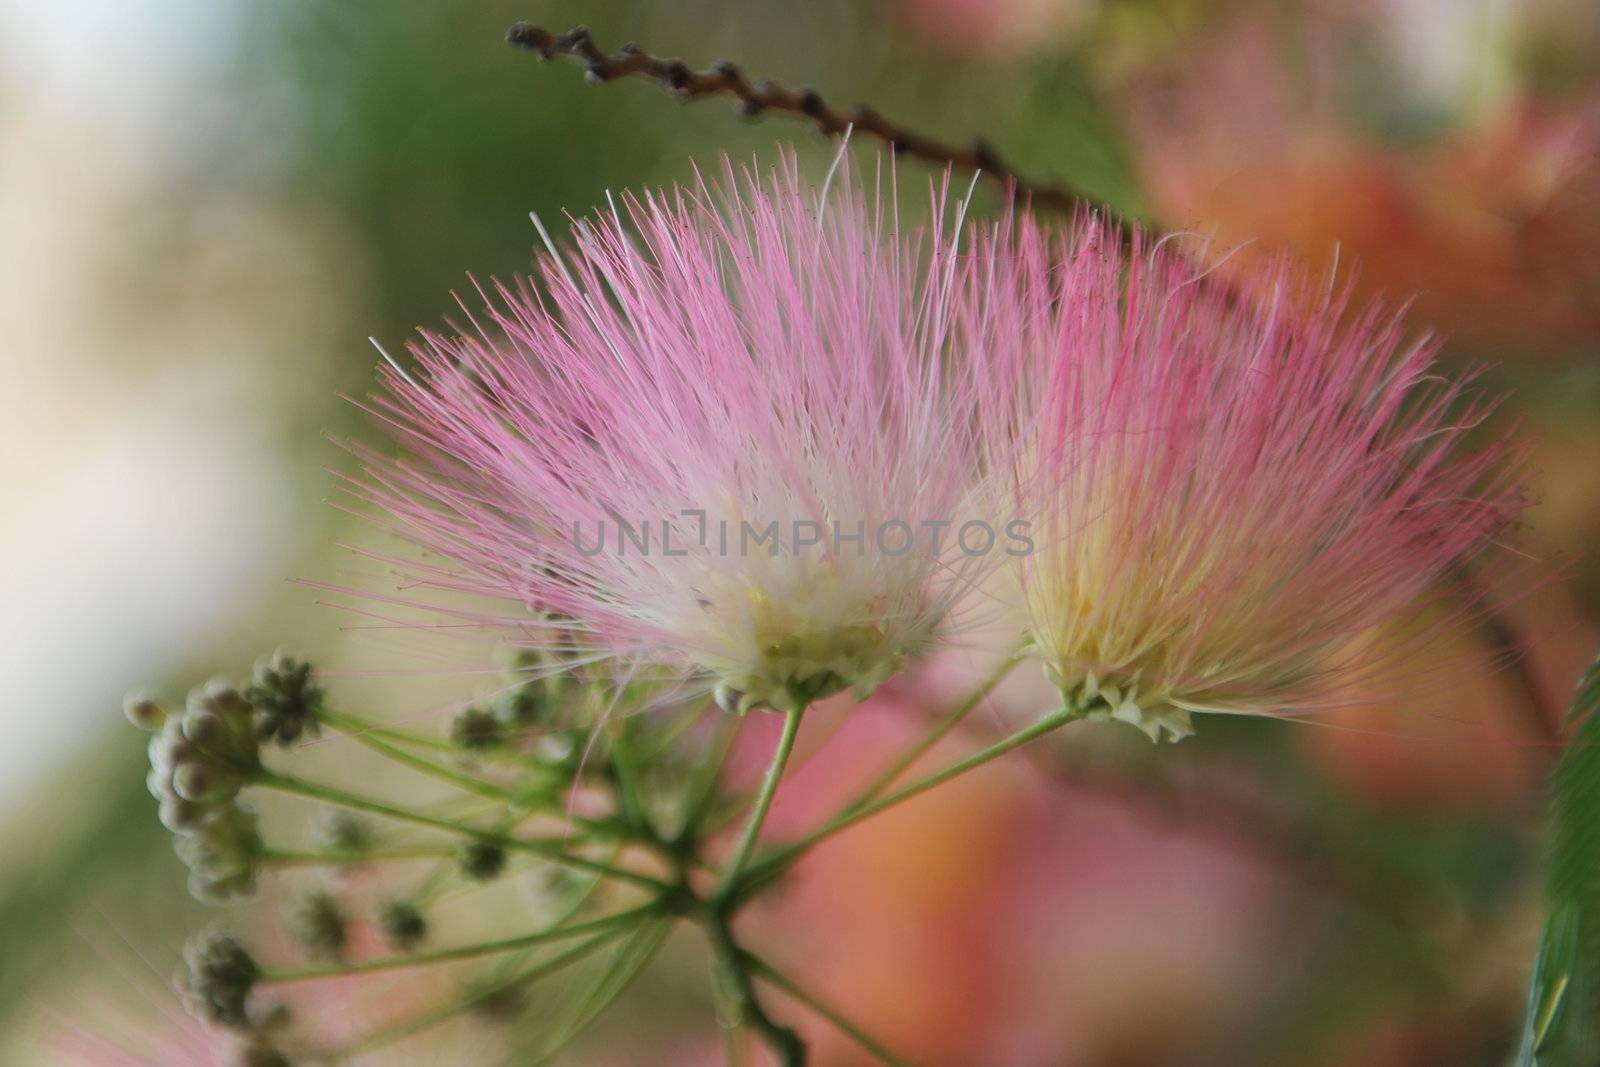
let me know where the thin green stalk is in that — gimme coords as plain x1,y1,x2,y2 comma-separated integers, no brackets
706,909,806,1066
258,845,456,868
258,904,657,983
318,707,513,801
719,992,752,1067
315,926,629,1061
716,703,805,898
844,650,1025,814
255,770,667,891
476,855,619,987
320,707,555,768
523,920,674,1065
319,709,458,751
748,953,916,1067
738,704,1078,894
703,652,1025,838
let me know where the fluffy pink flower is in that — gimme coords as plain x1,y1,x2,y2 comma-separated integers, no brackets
974,220,1524,740
351,154,992,713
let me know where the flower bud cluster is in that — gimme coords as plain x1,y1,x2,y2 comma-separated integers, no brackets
458,839,507,882
183,932,261,1030
247,652,323,747
498,649,573,729
309,809,373,856
287,890,347,960
137,682,265,900
452,650,578,753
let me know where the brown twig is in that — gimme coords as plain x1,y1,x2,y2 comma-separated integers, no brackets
505,22,1115,223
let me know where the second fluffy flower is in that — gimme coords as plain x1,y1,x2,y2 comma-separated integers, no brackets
975,222,1524,740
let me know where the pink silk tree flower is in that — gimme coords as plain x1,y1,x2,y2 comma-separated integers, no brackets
973,219,1525,741
349,153,995,714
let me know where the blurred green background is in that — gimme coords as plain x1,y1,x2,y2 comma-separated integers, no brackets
2,1,1597,1064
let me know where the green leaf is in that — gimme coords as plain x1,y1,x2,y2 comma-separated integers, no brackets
1519,651,1600,1066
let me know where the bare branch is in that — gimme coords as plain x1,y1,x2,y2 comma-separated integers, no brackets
506,22,1117,223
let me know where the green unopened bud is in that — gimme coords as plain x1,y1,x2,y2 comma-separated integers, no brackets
495,687,541,729
123,691,166,730
149,720,192,774
309,809,373,856
188,865,258,905
169,683,262,780
182,708,227,747
497,673,568,731
175,805,262,902
288,890,347,960
189,681,251,720
159,796,204,832
171,762,212,803
173,761,241,804
458,840,506,882
248,652,323,748
451,707,502,750
183,933,260,1031
714,683,745,716
469,981,526,1021
377,899,428,951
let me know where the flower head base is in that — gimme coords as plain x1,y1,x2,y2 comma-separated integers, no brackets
1050,667,1196,744
353,152,990,712
137,682,266,896
980,220,1523,740
716,619,902,715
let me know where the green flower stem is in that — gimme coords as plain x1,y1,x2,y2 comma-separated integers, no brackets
721,1014,751,1067
706,907,806,1067
843,649,1026,814
716,702,806,898
255,770,668,891
258,846,457,867
736,703,1079,895
319,709,458,751
702,652,1025,839
316,925,631,1061
317,707,514,801
528,920,673,1064
319,707,556,768
258,904,657,983
747,952,916,1067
